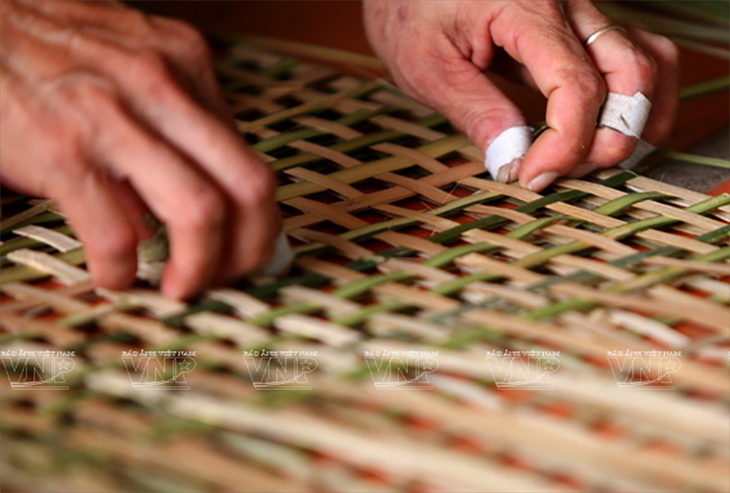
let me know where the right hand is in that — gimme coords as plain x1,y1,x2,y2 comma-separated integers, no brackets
363,0,679,190
0,0,280,299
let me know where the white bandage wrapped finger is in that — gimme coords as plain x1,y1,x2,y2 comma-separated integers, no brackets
484,126,534,183
260,231,294,277
599,91,654,169
484,92,652,182
598,92,651,138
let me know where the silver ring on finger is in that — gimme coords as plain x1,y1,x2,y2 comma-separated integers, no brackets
584,25,628,47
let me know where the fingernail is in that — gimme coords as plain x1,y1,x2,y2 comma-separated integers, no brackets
494,158,522,184
527,172,560,192
508,159,522,183
572,162,597,177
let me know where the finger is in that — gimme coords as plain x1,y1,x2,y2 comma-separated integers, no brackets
104,177,154,242
111,55,279,278
214,163,279,284
491,3,607,191
215,189,280,284
393,36,529,183
84,85,226,300
627,28,680,146
64,35,278,283
566,1,657,172
52,169,139,291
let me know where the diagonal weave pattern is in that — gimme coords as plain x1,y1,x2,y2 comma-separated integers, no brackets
1,41,729,493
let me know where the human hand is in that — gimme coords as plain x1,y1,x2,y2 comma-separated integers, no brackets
363,0,678,190
1,0,280,299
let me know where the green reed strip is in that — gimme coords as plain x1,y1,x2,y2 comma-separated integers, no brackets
680,75,730,100
254,108,386,153
293,171,637,258
527,246,730,321
271,113,448,172
331,193,730,326
238,80,381,133
654,150,730,169
277,133,470,200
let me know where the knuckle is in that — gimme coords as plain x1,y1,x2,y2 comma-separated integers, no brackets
129,49,184,101
50,76,118,164
652,35,679,64
82,85,122,118
131,49,171,81
55,75,115,108
574,70,608,102
124,7,154,30
165,19,205,44
568,69,606,105
629,49,658,84
164,19,211,64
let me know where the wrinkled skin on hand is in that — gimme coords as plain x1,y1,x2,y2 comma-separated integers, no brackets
363,0,679,190
0,0,280,299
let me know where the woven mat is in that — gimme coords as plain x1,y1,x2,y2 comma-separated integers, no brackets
1,41,729,493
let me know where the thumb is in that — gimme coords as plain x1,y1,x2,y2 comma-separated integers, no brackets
400,51,530,183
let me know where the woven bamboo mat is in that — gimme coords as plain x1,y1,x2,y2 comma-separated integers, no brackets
1,41,729,493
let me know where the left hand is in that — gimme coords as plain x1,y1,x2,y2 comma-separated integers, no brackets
0,1,280,299
363,0,679,191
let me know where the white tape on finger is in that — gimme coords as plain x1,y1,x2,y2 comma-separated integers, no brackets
485,126,534,182
260,231,294,277
598,92,651,139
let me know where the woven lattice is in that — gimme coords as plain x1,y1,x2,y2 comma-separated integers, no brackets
1,41,729,493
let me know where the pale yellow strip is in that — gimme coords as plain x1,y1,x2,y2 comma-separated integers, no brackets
13,225,82,253
6,249,90,285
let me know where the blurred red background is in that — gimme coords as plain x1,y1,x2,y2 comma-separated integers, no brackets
136,1,729,153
